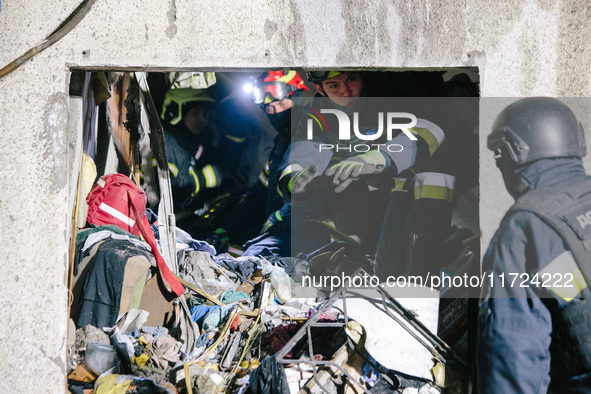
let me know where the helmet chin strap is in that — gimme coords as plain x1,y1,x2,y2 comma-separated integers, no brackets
502,164,532,199
508,177,531,199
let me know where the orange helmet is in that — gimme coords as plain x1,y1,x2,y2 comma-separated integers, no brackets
253,70,308,105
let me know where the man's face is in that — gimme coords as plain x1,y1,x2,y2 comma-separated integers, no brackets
315,72,363,108
265,98,294,114
183,104,208,136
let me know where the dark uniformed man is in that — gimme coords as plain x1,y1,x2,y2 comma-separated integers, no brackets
211,70,309,256
477,97,591,392
158,87,249,238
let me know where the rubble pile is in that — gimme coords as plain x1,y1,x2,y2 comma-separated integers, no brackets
67,224,471,394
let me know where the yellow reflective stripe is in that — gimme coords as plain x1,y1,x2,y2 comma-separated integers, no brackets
539,251,587,301
414,172,455,201
261,162,270,180
391,177,407,192
189,167,200,195
275,210,282,222
277,70,297,83
263,94,274,104
280,164,300,180
202,164,217,188
258,172,269,187
414,185,454,202
226,135,246,143
562,268,587,301
415,172,455,189
168,162,179,177
151,158,158,167
416,119,445,145
410,127,439,157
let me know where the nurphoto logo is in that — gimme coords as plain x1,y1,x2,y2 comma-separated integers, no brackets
306,109,417,152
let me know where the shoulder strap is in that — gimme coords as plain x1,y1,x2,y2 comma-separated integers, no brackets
508,177,591,284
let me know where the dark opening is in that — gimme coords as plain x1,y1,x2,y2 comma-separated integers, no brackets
67,68,480,392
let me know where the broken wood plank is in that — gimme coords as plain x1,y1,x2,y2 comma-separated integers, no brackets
173,273,224,306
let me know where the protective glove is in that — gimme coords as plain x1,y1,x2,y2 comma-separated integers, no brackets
324,151,387,193
292,166,320,195
261,210,284,234
208,227,230,254
279,165,319,198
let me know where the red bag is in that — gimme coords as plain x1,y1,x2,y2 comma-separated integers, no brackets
86,173,146,236
86,173,184,297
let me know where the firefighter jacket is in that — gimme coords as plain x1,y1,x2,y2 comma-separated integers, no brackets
217,104,309,245
161,122,223,212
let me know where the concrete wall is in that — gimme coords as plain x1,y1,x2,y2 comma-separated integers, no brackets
1,0,590,391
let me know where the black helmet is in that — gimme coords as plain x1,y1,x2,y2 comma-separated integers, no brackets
488,97,586,166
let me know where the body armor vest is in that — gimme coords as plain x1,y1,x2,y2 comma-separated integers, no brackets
508,176,591,382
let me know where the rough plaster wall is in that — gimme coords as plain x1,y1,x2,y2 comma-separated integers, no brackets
0,60,72,391
471,0,591,247
1,0,591,391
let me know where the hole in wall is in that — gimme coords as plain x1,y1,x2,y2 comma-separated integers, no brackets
66,68,480,385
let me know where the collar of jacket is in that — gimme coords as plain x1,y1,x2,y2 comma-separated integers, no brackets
510,158,587,198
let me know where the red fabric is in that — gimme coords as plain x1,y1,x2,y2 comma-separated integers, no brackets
262,70,308,91
86,173,146,237
265,323,302,358
230,314,241,331
130,202,185,297
86,173,184,297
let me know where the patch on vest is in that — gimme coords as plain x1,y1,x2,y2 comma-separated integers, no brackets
575,211,591,230
562,201,591,240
